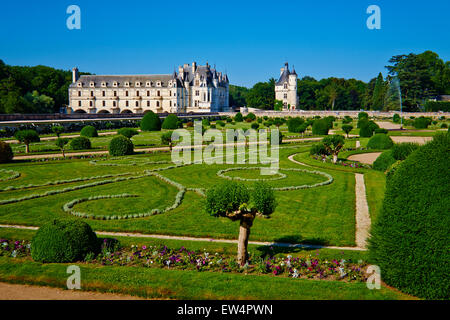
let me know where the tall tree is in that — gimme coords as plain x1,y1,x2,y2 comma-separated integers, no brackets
372,72,386,110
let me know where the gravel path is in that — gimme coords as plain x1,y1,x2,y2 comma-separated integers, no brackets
354,174,371,248
390,136,432,145
375,121,402,130
347,152,382,165
4,131,116,144
0,282,144,300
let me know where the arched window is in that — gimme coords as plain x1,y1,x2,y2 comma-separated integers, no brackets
284,83,287,89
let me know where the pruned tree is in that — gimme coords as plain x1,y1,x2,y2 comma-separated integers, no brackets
15,129,40,153
51,125,64,138
322,134,345,163
55,138,69,158
161,131,174,150
341,124,354,138
205,181,277,266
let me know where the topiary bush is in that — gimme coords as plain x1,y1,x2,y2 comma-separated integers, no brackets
108,135,134,156
234,112,243,122
70,136,91,150
162,114,180,129
312,119,329,135
393,113,401,123
367,134,394,150
310,142,330,156
80,125,98,138
374,128,388,134
31,218,99,263
369,133,450,299
391,143,419,160
140,111,161,131
117,127,138,139
0,141,13,163
372,150,396,171
287,117,305,133
413,116,432,129
359,120,379,137
251,122,259,130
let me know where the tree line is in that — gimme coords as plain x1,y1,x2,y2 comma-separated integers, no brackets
230,50,449,112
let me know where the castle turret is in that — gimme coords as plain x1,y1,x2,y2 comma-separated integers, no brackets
72,67,79,83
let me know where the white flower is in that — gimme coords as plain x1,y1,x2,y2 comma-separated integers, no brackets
292,269,299,278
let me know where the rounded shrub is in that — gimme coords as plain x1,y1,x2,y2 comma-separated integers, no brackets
108,135,134,156
117,127,138,138
251,122,259,130
413,116,432,129
310,142,329,156
0,141,13,163
70,136,91,150
372,150,396,171
391,143,419,160
287,117,305,133
393,113,401,123
245,112,256,122
162,114,180,129
359,120,379,137
441,123,448,129
374,128,388,134
140,111,161,131
31,219,99,263
367,134,394,150
80,125,98,138
234,112,243,122
369,133,450,299
312,118,329,135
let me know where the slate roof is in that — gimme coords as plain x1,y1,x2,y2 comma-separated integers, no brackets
276,62,296,85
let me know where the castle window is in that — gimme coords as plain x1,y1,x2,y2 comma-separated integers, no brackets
126,91,129,97
90,91,94,97
147,91,150,96
102,101,106,107
136,91,139,97
157,91,160,97
125,82,129,87
126,101,129,107
146,81,151,87
101,82,106,87
170,101,172,107
284,83,288,89
284,94,287,99
136,101,139,107
102,91,106,97
135,82,141,87
90,82,95,87
114,91,117,97
156,81,161,87
89,101,93,107
78,91,81,97
77,82,82,87
113,101,116,107
147,101,150,107
78,101,81,107
195,90,199,96
156,101,160,107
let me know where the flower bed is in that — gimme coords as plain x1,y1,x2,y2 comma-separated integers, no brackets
0,169,20,182
311,155,371,169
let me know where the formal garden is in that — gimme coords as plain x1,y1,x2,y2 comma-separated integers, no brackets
0,111,448,300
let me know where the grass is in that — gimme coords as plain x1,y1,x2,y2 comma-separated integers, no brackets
0,257,413,300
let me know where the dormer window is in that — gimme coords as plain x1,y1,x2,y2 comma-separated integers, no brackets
156,81,161,87
77,82,82,87
90,82,95,87
113,82,118,87
146,81,151,87
135,82,141,87
284,83,288,89
124,82,130,87
101,82,107,87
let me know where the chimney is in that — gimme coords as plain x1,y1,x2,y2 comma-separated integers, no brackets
192,62,196,72
280,67,284,76
72,67,79,83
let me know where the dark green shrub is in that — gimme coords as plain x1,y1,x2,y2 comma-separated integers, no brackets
367,134,394,150
245,112,256,121
372,150,396,171
31,219,98,263
202,118,210,126
424,100,450,112
393,114,401,123
161,131,173,146
210,124,216,129
234,112,243,122
369,133,450,299
341,124,353,137
374,128,388,134
413,117,432,129
108,135,134,156
312,119,329,135
140,111,161,131
287,117,305,133
80,125,98,138
257,117,263,124
264,121,272,127
251,123,259,130
216,120,226,127
0,141,13,163
358,112,369,121
391,143,419,160
15,129,40,153
252,182,277,216
324,116,335,129
51,125,65,137
310,142,330,156
342,116,353,124
359,120,379,137
205,181,250,217
117,127,138,138
441,123,448,129
226,117,233,123
70,136,91,150
162,114,180,129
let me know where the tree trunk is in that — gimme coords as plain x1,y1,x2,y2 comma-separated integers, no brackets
237,220,251,266
333,153,338,164
25,143,29,153
62,149,65,159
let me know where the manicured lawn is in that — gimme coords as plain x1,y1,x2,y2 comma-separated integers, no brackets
0,257,413,300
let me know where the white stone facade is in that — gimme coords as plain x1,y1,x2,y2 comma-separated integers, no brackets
68,62,229,114
274,62,298,110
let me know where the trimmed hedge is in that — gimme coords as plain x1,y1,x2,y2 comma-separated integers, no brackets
108,135,134,156
424,100,450,112
80,125,98,138
391,143,419,160
369,133,450,299
287,117,305,133
234,112,243,122
0,141,13,163
140,111,161,131
372,150,396,171
70,136,91,150
367,134,394,150
117,127,138,138
31,219,98,263
312,119,329,135
162,114,181,129
359,120,379,137
413,116,432,129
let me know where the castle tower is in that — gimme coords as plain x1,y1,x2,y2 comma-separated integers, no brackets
275,62,298,110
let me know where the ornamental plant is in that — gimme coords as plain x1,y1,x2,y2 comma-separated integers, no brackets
14,129,40,153
391,143,419,160
359,120,379,137
70,136,91,150
108,135,134,156
55,138,69,158
372,150,396,171
413,116,432,129
0,141,13,163
140,111,161,131
117,127,139,138
162,114,181,129
234,112,243,122
321,135,345,163
161,131,174,150
51,125,64,137
312,118,329,135
31,218,99,263
80,125,98,138
287,117,305,133
369,133,450,299
205,181,277,266
341,124,353,138
367,134,394,150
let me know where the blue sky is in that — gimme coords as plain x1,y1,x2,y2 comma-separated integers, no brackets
0,0,449,87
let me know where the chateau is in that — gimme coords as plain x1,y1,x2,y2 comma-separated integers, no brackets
68,62,229,114
275,62,298,110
